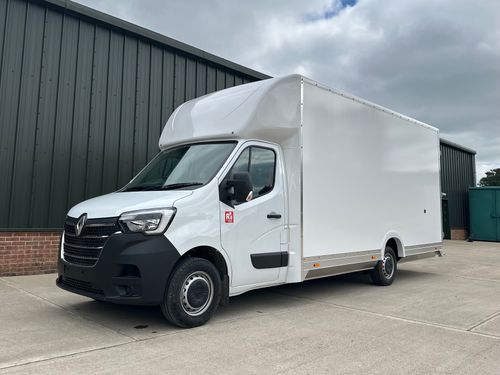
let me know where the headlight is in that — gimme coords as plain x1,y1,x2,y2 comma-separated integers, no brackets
119,208,176,235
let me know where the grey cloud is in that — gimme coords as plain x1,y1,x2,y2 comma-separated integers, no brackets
75,0,500,180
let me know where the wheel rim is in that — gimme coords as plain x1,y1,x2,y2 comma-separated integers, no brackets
382,254,395,279
180,271,214,317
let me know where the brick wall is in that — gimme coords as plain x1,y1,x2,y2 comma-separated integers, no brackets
0,232,62,276
451,228,468,241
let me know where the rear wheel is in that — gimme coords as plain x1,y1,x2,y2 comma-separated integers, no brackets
161,257,221,328
370,246,397,286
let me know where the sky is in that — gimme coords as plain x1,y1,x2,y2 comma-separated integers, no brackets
75,0,500,182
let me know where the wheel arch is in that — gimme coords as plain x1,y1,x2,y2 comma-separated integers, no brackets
381,232,405,259
180,246,229,278
176,245,231,305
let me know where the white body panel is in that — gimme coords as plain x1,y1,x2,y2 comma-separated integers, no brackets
301,79,441,258
68,191,192,219
159,75,301,151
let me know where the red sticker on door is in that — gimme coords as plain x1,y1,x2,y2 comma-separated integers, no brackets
224,211,234,223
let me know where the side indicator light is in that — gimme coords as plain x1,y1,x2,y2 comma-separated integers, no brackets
313,263,320,268
371,256,378,260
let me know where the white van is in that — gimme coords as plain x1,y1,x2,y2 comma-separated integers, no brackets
57,75,442,327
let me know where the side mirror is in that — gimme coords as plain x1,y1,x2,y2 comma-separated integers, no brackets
227,172,253,203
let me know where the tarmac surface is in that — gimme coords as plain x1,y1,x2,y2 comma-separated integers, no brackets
1,240,500,374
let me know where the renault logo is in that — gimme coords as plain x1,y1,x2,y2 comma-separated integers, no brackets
75,213,87,237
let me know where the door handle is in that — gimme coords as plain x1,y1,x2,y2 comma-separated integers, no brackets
267,212,282,219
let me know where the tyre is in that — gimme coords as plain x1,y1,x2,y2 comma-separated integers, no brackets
370,246,397,286
161,257,221,328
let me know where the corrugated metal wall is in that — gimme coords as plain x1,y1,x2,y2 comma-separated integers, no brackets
440,140,476,231
0,0,477,232
0,0,265,230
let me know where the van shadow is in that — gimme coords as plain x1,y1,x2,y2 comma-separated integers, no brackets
68,300,168,332
66,268,435,330
216,268,438,320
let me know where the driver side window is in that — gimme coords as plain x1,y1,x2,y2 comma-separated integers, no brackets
221,146,276,205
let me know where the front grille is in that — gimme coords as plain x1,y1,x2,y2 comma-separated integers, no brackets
63,216,120,267
60,276,104,295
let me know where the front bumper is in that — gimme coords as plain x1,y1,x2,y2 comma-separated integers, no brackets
56,233,180,305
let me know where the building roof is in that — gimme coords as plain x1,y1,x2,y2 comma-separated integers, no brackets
440,138,476,155
35,0,270,81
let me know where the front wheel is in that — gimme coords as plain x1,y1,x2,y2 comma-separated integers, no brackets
370,246,397,286
161,257,221,328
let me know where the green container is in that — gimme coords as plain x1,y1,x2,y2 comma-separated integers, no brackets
469,187,500,241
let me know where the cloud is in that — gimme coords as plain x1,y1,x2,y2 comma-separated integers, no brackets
304,0,358,21
75,0,500,180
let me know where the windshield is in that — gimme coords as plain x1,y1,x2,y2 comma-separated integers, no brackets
122,142,236,192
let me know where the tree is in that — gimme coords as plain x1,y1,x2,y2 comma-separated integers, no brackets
479,168,500,186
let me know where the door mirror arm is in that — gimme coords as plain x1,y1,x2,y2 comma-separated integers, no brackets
225,172,253,205
225,184,235,208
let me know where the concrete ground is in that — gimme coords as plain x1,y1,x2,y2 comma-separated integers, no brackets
1,241,500,374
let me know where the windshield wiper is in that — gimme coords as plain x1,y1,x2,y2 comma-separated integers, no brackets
124,182,203,192
124,185,160,191
160,182,204,190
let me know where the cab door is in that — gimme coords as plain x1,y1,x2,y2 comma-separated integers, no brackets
219,143,286,288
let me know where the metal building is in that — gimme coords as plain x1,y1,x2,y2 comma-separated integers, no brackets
0,0,269,230
440,139,476,240
1,0,476,238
